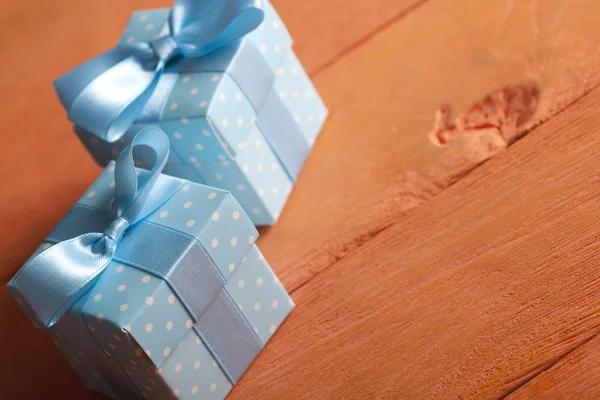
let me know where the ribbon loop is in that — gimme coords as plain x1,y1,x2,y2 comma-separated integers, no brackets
10,128,182,327
54,0,264,142
115,127,177,223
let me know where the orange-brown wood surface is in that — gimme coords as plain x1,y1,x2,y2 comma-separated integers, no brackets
507,335,600,400
1,0,600,398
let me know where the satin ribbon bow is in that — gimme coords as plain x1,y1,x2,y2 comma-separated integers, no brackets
54,0,264,143
11,128,182,327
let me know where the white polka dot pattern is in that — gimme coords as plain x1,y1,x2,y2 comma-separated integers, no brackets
272,49,329,146
43,3,308,394
118,9,168,45
195,124,291,226
156,72,293,226
225,245,294,344
76,0,327,229
154,329,232,399
12,147,293,399
246,0,293,70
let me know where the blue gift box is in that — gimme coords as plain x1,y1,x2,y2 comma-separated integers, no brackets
57,0,328,226
8,129,294,399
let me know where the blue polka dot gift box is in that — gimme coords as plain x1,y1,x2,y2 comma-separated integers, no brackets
54,0,328,226
8,128,294,399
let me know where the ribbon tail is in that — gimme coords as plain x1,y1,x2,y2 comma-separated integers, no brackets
9,233,114,328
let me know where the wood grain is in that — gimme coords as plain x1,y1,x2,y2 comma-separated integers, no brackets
0,0,429,398
272,0,427,73
507,334,600,399
1,0,600,398
258,0,600,293
231,79,600,400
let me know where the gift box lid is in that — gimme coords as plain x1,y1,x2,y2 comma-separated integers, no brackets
77,161,259,368
116,1,293,162
119,0,292,71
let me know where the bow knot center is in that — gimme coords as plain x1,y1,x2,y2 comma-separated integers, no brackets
104,217,130,243
151,35,181,66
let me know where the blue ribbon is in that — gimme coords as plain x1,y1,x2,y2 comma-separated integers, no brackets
54,0,264,143
10,127,264,383
10,127,181,327
44,204,263,383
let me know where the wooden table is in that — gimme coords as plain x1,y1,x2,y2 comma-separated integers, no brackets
2,0,600,398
